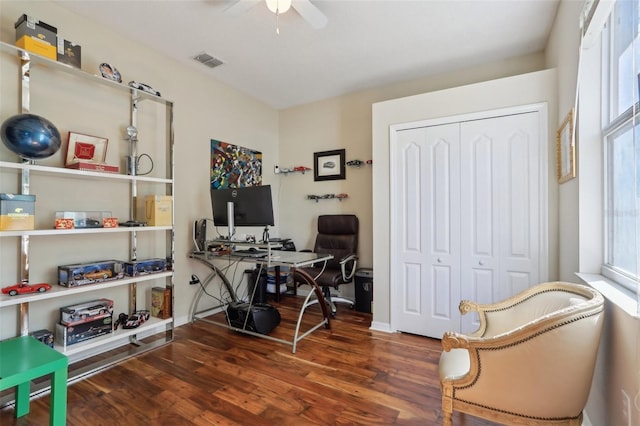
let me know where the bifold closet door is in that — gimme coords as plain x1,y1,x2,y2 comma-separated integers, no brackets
391,111,541,338
459,112,540,333
391,123,461,337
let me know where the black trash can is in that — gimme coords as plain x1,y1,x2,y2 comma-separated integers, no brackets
354,268,373,313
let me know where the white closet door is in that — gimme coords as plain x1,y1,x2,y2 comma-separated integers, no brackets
391,123,461,337
459,112,540,333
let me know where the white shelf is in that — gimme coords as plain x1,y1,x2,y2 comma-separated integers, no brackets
0,272,172,308
0,225,172,238
55,317,172,356
0,161,173,184
0,38,175,377
0,41,174,107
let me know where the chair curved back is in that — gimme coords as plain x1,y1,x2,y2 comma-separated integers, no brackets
313,214,359,272
439,282,604,426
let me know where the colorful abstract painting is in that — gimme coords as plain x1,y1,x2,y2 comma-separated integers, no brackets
211,139,262,189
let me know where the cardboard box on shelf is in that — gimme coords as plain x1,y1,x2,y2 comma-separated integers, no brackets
144,195,172,226
151,287,171,319
30,329,54,347
56,315,113,347
58,260,124,287
14,14,57,60
0,193,35,231
124,258,167,277
57,38,81,68
59,298,114,326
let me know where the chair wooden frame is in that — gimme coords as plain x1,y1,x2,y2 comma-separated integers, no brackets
439,282,604,426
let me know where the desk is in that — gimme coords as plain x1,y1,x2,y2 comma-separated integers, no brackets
189,250,332,353
0,336,68,425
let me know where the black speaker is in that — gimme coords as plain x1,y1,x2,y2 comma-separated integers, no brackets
226,302,281,335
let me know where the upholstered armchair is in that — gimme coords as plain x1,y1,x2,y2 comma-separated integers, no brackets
439,282,604,426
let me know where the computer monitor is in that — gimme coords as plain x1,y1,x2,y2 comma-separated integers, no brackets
210,185,275,239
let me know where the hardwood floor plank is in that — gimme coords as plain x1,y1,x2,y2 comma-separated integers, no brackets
0,296,501,425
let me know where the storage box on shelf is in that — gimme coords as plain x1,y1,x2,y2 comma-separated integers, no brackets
144,195,172,226
0,193,35,230
14,14,57,60
58,260,124,287
0,40,174,389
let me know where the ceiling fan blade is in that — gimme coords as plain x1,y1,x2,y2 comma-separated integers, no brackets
224,0,261,17
292,0,328,29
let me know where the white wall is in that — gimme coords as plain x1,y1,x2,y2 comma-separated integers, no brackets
371,69,558,327
545,1,640,425
0,0,279,337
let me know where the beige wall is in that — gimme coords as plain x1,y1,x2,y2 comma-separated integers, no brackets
0,0,279,337
546,1,640,425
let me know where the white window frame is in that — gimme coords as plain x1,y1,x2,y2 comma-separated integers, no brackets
600,0,640,293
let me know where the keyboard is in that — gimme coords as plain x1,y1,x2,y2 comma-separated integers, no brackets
232,249,267,257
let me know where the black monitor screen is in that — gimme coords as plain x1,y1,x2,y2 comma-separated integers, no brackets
211,185,275,227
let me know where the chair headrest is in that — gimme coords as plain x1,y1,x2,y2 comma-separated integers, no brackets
318,215,359,235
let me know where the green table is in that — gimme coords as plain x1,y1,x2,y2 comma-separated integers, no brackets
0,336,68,425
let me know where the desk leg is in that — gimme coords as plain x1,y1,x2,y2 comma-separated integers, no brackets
15,381,30,417
50,367,68,426
189,257,239,322
275,265,281,303
293,268,331,329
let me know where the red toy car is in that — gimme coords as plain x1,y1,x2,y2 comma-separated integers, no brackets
2,282,52,296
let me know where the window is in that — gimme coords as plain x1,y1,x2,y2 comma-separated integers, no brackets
602,0,640,291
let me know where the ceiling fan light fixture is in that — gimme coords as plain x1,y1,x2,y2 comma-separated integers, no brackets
266,0,292,14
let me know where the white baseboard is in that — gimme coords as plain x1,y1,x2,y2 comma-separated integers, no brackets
369,321,394,332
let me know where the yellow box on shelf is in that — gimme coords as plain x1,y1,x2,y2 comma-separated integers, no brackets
0,193,35,231
144,195,172,226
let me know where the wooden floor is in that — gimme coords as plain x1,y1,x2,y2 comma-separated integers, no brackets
1,296,500,425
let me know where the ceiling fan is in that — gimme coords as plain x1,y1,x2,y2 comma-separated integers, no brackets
225,0,328,30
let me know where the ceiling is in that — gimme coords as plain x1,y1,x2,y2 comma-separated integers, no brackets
53,0,560,110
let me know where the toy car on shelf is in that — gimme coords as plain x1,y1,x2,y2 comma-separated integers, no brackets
122,310,150,329
2,282,52,296
128,81,161,97
84,269,113,281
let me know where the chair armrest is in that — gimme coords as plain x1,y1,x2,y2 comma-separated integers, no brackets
339,254,358,281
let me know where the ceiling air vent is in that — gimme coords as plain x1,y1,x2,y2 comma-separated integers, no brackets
193,52,224,69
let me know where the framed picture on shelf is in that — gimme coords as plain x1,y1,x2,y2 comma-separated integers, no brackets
65,132,108,166
556,109,575,183
313,149,345,181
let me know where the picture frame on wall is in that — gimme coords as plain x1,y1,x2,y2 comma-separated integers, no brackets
556,109,575,183
314,149,346,181
65,132,108,166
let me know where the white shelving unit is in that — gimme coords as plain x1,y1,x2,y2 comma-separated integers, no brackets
0,41,175,386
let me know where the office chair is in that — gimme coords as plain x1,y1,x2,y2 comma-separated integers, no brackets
299,214,359,316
